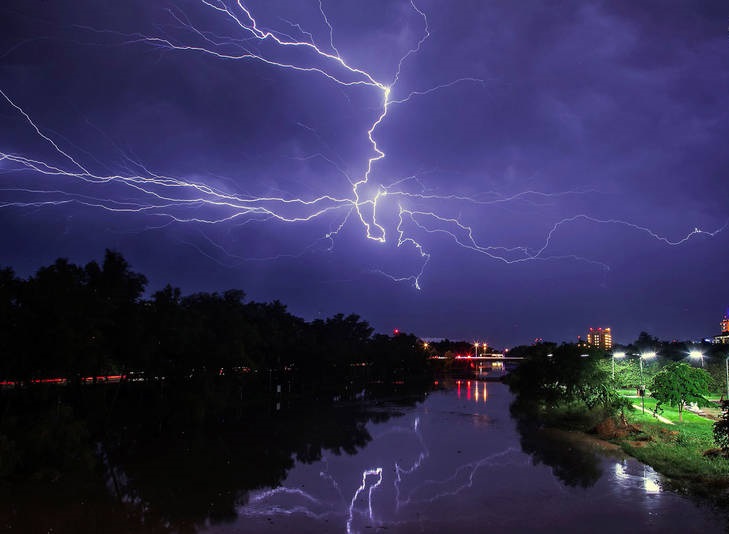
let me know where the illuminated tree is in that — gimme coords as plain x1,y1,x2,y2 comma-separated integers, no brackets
650,362,712,422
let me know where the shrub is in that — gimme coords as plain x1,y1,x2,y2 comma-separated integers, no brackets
713,400,729,453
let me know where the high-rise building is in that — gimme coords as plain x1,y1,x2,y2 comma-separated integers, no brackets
587,327,612,350
713,310,729,344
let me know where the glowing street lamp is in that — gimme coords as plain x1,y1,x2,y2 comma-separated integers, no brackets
474,342,479,358
689,350,704,368
612,351,626,381
639,352,656,413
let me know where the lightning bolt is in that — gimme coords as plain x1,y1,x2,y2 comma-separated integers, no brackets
393,416,429,509
345,467,383,534
0,0,723,289
395,446,523,508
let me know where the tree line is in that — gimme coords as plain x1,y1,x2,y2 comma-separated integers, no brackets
508,331,729,396
506,338,729,458
0,250,431,390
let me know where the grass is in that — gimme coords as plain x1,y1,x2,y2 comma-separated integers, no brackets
614,394,729,489
617,388,724,402
630,396,709,423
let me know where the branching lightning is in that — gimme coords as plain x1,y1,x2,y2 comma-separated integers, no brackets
0,0,723,288
233,402,525,533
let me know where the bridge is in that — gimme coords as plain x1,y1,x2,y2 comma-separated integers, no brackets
428,355,524,361
429,354,524,380
454,355,524,361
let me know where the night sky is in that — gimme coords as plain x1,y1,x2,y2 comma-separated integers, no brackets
1,0,727,348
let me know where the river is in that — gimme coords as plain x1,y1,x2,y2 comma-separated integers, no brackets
2,380,726,533
208,380,726,533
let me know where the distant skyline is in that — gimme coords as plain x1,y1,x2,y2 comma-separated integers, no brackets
1,0,728,348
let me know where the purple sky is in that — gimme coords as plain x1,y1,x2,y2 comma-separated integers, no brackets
1,0,727,348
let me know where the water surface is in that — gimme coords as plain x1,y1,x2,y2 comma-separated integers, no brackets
210,381,726,533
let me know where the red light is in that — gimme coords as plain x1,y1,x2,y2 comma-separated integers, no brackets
393,328,400,335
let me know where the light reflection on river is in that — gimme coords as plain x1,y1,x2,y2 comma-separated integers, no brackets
210,381,726,533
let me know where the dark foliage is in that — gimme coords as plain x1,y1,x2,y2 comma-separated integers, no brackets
0,250,431,388
0,251,433,477
515,417,602,488
713,401,729,452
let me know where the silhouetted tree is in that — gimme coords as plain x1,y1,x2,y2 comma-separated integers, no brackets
21,258,99,380
0,268,21,382
85,250,147,373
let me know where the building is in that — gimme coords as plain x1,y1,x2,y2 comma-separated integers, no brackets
587,327,613,350
713,310,729,345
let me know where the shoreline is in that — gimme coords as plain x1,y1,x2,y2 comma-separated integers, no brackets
546,419,729,507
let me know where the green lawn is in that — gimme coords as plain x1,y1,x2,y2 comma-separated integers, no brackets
616,392,729,484
629,396,711,424
617,388,724,403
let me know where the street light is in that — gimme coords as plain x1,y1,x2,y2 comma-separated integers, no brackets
612,351,626,381
639,352,656,413
689,350,704,368
474,342,479,358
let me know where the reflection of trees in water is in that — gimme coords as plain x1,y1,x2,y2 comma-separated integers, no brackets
98,386,425,533
514,416,603,489
0,377,427,532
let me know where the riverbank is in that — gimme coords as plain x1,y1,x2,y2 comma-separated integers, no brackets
620,410,729,485
513,396,729,503
580,399,729,505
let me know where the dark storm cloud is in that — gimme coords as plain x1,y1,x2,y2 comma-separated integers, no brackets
0,0,727,347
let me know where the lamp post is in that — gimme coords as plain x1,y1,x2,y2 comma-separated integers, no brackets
689,350,704,368
612,351,626,381
639,352,656,413
474,342,479,358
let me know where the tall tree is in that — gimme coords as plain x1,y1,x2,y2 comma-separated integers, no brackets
0,268,21,380
86,250,148,372
22,258,97,379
